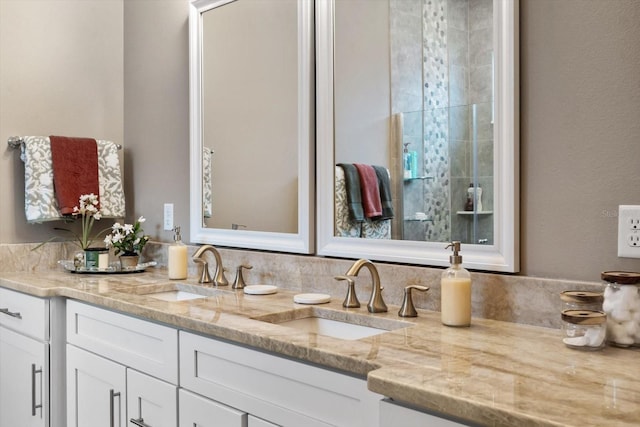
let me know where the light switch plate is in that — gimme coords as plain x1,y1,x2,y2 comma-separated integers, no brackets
163,203,174,231
617,205,640,258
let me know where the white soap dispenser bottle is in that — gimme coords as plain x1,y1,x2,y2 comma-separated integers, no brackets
168,226,188,280
441,241,472,327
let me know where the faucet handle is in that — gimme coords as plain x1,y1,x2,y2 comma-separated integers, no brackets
193,258,212,284
215,267,230,286
232,264,253,289
398,285,429,317
335,275,361,308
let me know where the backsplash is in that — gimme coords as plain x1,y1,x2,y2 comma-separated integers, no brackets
1,241,604,329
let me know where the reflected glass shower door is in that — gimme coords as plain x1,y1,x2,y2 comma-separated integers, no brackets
398,103,494,245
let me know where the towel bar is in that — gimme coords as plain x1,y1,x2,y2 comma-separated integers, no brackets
7,136,122,150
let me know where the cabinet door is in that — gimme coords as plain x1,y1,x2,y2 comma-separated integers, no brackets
178,389,247,427
248,415,279,427
66,345,126,427
127,369,177,427
379,399,468,427
0,326,47,427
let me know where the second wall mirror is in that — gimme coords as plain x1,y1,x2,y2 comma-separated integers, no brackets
316,0,519,272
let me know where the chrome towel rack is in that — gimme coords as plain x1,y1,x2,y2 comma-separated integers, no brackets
7,136,122,150
7,136,23,149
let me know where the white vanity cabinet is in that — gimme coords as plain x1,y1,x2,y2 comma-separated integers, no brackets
66,300,178,427
64,300,382,427
0,287,65,427
380,399,469,427
179,331,381,427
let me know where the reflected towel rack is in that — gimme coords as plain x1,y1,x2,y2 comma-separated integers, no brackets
7,136,122,150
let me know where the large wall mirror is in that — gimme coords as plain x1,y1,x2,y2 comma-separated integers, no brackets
189,0,314,253
316,0,519,272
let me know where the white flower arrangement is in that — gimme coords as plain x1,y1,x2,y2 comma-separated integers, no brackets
104,216,149,256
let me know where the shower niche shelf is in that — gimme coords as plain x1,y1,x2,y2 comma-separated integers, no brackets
403,176,434,182
456,211,493,216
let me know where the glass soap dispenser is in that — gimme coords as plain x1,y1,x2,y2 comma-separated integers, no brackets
441,241,472,327
403,143,412,179
168,226,188,280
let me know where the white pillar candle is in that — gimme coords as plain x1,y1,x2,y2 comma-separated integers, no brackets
98,252,110,269
168,244,188,279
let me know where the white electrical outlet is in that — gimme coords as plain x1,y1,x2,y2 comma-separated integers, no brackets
617,205,640,258
163,203,174,231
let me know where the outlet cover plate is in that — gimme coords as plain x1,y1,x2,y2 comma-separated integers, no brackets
617,205,640,258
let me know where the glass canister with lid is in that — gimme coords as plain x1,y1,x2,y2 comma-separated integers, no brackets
601,271,640,347
561,310,607,350
560,290,603,311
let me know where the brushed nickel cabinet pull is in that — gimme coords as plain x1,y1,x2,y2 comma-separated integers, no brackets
31,364,43,416
110,389,121,427
130,417,152,427
0,308,22,319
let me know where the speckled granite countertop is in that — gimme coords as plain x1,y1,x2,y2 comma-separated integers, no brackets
1,270,639,427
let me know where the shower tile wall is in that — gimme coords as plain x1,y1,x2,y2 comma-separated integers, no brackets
390,0,423,115
421,0,451,242
449,0,494,245
462,0,494,244
448,0,472,242
390,0,435,241
391,0,494,245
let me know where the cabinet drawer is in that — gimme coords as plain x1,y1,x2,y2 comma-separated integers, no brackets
67,300,178,383
0,287,48,341
379,399,469,427
249,415,279,427
180,331,379,427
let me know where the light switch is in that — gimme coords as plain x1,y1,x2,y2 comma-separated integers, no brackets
163,203,174,231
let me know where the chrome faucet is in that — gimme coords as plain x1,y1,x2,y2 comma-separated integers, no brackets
192,245,228,286
345,259,387,313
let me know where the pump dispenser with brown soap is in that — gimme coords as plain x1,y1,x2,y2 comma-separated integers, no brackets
441,241,472,327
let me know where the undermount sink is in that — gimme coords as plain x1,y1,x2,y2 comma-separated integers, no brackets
254,307,412,340
149,290,207,302
121,283,230,302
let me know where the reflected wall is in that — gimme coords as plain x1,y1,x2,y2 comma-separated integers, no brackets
202,0,299,233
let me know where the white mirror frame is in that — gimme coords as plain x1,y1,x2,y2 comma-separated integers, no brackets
189,0,315,253
316,0,519,272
